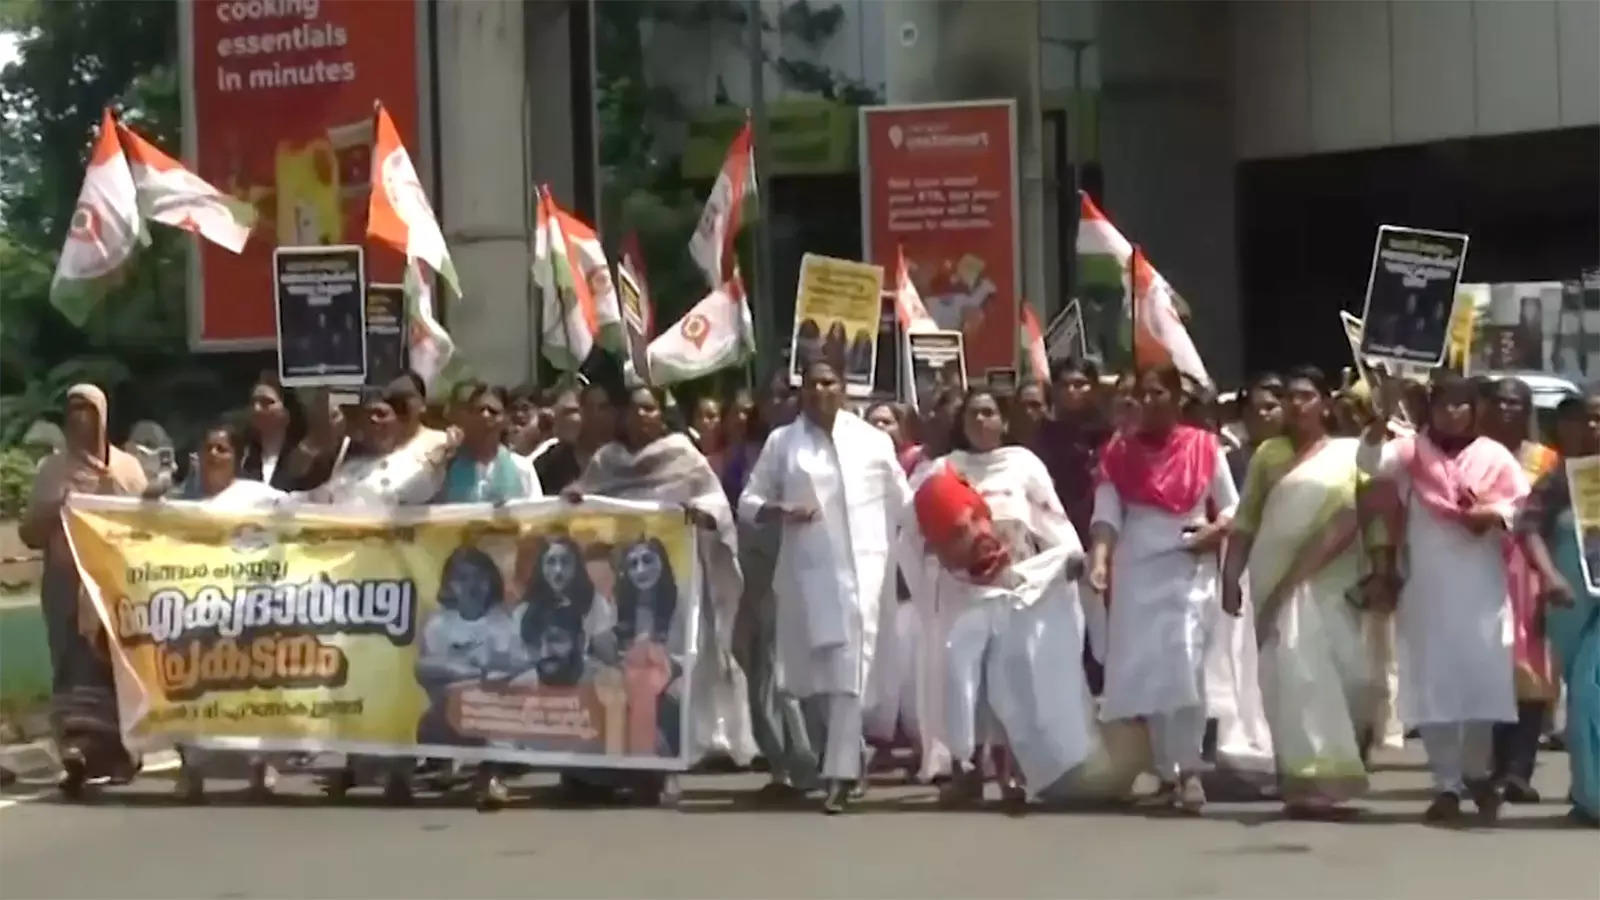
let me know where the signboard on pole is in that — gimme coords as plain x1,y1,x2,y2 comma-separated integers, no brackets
788,253,885,396
1356,225,1470,367
364,282,407,388
905,329,967,413
1045,299,1089,363
181,0,423,349
274,245,366,387
860,100,1021,378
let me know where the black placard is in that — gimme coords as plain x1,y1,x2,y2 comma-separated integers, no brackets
905,330,967,413
274,245,367,387
1357,226,1470,367
364,283,408,388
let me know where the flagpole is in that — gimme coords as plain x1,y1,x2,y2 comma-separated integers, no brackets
746,0,776,383
1129,242,1141,378
542,184,578,378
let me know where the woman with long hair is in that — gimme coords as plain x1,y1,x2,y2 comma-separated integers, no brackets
562,384,756,803
1088,366,1238,814
1367,374,1527,823
20,385,150,797
715,387,765,505
901,387,1087,804
1222,368,1378,817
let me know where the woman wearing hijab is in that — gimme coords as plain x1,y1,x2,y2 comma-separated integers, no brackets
563,384,756,802
1517,393,1600,826
20,385,149,796
1478,377,1561,803
1367,374,1528,823
171,422,286,801
1222,368,1378,818
1088,366,1239,814
901,387,1085,803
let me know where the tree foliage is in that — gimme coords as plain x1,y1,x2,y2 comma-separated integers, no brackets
0,0,265,454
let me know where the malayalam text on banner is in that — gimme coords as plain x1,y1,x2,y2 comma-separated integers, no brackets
64,496,700,771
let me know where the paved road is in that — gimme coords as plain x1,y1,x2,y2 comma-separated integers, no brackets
0,746,1593,899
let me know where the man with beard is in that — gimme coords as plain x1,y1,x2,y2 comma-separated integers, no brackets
740,361,911,813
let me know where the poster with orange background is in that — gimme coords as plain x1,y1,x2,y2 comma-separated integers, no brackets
182,0,422,347
860,101,1020,375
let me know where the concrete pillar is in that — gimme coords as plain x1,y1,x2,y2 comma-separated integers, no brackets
882,0,1047,363
1096,0,1241,385
433,0,592,388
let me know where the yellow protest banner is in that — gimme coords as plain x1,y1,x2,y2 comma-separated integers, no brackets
64,496,699,770
789,252,885,395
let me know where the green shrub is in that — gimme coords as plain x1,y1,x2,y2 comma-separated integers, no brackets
0,449,34,521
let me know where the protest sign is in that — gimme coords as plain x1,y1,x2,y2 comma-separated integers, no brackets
872,291,900,398
1357,226,1470,366
64,496,700,771
986,367,1018,395
905,329,967,412
363,283,407,388
1567,456,1600,593
617,255,653,386
860,101,1020,377
273,245,366,387
181,0,422,348
1045,299,1089,363
789,253,885,396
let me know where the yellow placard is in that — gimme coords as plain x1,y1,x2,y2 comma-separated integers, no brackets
1567,456,1600,593
789,252,885,393
64,496,698,769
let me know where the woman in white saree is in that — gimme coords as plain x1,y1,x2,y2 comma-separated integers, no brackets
563,385,757,803
1223,368,1378,817
900,388,1089,804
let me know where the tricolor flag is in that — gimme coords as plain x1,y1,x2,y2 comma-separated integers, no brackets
688,119,755,287
50,109,143,327
534,186,622,371
1077,192,1205,384
1131,245,1210,387
893,244,935,331
404,257,455,391
894,249,938,410
115,120,255,253
646,270,754,386
1019,299,1049,383
367,102,460,297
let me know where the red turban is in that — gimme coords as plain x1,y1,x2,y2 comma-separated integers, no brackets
914,464,1009,583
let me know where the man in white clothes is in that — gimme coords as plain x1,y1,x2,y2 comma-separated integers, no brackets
739,360,911,814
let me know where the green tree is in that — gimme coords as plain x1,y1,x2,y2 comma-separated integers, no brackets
0,0,262,452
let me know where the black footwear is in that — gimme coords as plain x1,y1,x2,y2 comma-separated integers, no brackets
321,767,355,799
382,772,413,805
938,768,984,809
1500,776,1541,805
1424,791,1462,823
821,780,850,815
1467,779,1502,823
58,747,88,801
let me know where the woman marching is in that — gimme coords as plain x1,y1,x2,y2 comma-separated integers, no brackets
1367,374,1527,823
1088,366,1238,814
563,384,757,803
1222,367,1378,818
1516,393,1600,826
902,387,1087,803
172,421,288,802
1478,377,1561,802
20,385,151,797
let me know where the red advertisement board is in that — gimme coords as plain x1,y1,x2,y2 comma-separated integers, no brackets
182,0,421,348
860,101,1020,375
